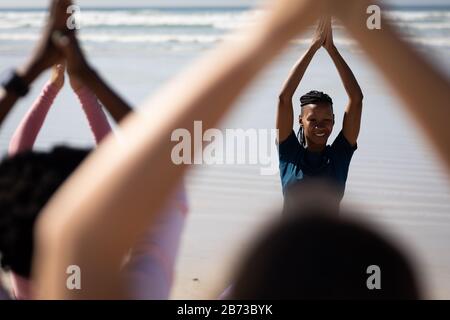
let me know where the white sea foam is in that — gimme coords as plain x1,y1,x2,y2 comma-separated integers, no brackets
0,9,260,30
386,10,450,22
1,9,447,31
1,32,449,49
0,33,38,41
0,8,448,49
0,32,221,44
406,36,450,47
395,21,450,30
81,33,221,44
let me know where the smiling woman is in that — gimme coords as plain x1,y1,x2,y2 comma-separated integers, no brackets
298,90,334,149
277,18,362,200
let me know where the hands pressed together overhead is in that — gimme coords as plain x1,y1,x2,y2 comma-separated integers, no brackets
322,18,335,52
20,0,132,125
24,0,90,88
49,62,87,93
310,16,335,52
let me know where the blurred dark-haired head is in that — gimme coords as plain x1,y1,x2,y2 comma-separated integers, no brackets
0,146,90,278
232,200,421,299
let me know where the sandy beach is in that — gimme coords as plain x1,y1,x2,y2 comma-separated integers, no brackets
171,46,450,299
0,5,449,299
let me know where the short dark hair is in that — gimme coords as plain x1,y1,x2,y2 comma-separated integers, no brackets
232,205,421,299
0,146,90,277
300,90,333,108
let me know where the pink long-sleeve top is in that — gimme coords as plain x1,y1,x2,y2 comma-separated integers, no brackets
6,81,188,300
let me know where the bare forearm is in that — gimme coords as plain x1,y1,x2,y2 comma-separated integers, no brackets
0,62,43,126
0,91,19,125
280,45,318,100
81,67,133,123
336,0,450,167
327,45,363,101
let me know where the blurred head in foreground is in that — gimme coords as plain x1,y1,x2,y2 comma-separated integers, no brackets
0,147,90,278
232,183,421,299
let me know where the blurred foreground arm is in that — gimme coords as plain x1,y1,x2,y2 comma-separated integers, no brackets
34,0,323,299
332,0,450,167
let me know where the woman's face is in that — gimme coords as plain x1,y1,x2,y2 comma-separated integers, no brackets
300,103,334,149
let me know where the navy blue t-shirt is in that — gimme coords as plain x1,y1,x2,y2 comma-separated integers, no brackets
278,130,357,199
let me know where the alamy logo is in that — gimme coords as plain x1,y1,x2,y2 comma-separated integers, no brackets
66,265,81,290
66,5,81,30
366,5,382,30
171,121,279,175
366,265,381,290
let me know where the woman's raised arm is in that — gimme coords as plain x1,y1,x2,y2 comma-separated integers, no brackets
33,0,322,299
277,19,327,143
332,0,450,168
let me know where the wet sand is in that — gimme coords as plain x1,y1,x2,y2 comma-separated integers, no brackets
1,42,449,299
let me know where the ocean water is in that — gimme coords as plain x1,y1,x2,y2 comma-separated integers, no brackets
1,6,450,52
0,6,450,299
1,6,449,144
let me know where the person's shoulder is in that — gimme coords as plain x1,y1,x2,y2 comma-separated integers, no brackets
278,130,303,159
278,130,300,147
331,130,357,152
